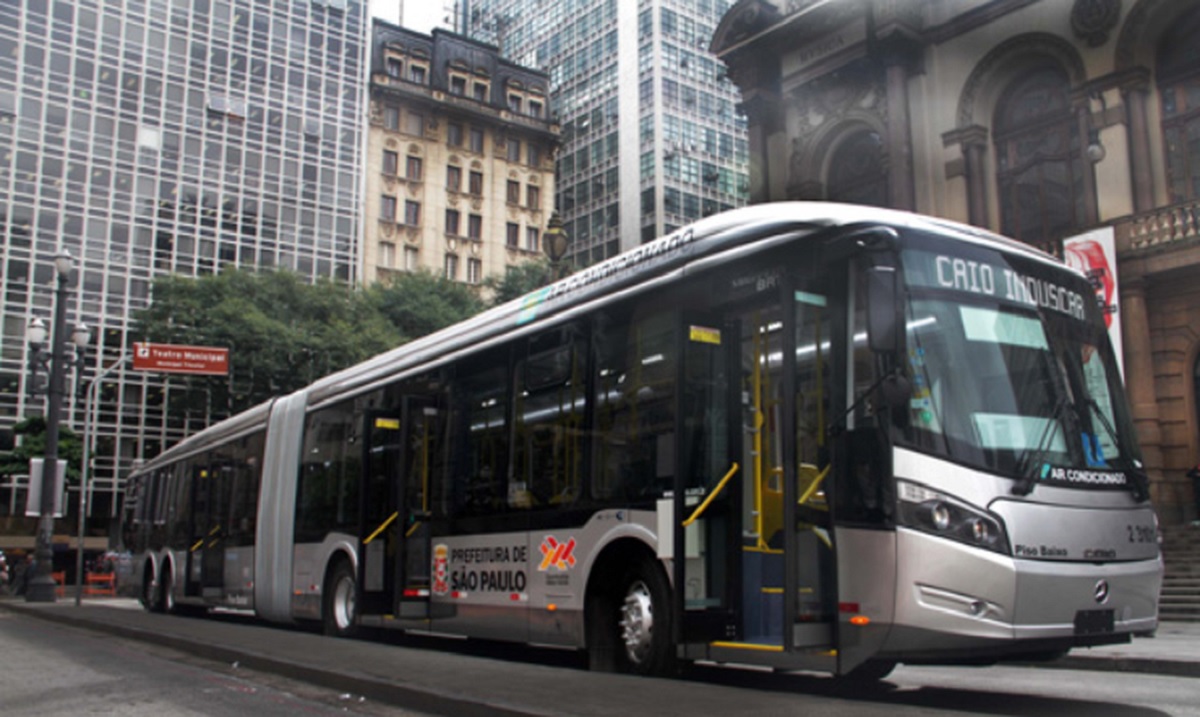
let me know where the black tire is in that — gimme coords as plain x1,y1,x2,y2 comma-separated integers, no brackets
142,565,164,613
161,566,176,614
323,560,359,638
612,554,675,676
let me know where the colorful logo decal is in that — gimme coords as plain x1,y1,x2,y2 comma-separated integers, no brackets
538,536,576,572
432,544,449,595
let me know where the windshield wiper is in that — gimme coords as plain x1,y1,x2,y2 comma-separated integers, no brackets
1012,395,1071,497
1081,397,1150,502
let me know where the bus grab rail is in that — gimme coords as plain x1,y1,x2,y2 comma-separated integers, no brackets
364,512,399,544
682,463,739,527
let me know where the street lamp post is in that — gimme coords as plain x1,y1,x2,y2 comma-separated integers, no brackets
25,250,90,603
542,211,571,280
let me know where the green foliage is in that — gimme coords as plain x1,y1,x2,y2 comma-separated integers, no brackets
365,269,485,342
0,416,84,484
131,268,402,416
483,258,556,306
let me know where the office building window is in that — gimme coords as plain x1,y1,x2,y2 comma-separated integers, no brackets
406,111,424,135
406,155,423,181
382,150,398,175
445,208,460,236
410,65,427,84
527,144,541,167
445,253,459,280
507,222,520,248
469,171,484,194
384,106,400,131
405,200,421,226
450,76,467,95
447,165,462,191
380,195,397,221
379,241,396,268
528,100,542,118
448,122,463,147
473,82,488,102
507,138,521,162
508,94,521,113
526,185,540,210
468,214,482,240
507,180,521,203
405,246,419,271
470,127,485,153
525,227,539,252
467,258,482,284
386,58,403,78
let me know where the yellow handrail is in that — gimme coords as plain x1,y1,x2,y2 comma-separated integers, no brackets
364,511,399,545
798,464,831,506
682,463,740,527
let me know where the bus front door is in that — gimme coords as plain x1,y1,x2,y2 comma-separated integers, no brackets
678,289,836,651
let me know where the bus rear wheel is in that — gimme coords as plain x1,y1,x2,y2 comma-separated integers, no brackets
323,560,358,638
142,567,163,613
614,555,674,676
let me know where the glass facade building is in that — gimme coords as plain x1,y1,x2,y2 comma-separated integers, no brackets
0,0,368,522
460,0,747,266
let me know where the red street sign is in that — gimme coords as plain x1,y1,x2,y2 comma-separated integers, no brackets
133,342,229,376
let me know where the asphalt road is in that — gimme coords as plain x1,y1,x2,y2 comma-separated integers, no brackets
0,609,430,717
2,601,1196,716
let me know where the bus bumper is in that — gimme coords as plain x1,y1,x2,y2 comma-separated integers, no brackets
881,528,1162,661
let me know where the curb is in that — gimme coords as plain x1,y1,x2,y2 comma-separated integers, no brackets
0,600,549,717
1044,654,1200,679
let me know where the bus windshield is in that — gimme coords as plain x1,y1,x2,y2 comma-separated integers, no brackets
898,238,1142,492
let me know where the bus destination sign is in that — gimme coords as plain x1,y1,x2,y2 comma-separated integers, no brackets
133,341,229,375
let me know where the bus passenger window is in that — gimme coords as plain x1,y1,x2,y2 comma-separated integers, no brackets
513,327,586,508
453,358,509,516
592,310,676,501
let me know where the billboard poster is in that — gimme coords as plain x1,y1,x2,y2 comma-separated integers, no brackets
1063,226,1123,378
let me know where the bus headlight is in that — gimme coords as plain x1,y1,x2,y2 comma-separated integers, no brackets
897,480,1010,555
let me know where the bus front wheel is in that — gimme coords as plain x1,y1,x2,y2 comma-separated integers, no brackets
323,560,359,638
614,555,674,676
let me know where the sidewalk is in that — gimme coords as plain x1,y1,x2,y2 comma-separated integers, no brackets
0,597,1196,716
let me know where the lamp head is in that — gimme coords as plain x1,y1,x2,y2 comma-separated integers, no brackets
27,317,48,347
71,323,92,349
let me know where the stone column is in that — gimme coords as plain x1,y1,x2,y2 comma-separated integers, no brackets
1120,275,1167,510
942,125,989,227
1122,77,1154,213
881,47,917,211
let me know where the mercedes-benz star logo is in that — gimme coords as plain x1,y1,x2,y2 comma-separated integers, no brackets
1094,579,1110,604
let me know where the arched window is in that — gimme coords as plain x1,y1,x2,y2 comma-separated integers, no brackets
827,130,888,207
1158,7,1200,203
994,66,1084,247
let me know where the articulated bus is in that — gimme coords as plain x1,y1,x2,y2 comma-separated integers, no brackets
123,203,1162,679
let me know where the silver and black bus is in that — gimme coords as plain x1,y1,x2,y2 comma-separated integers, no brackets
123,203,1162,679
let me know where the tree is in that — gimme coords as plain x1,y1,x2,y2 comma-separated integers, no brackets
131,268,402,416
0,416,84,486
483,258,555,306
365,269,484,342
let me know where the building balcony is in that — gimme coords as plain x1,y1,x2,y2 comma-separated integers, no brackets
1114,197,1200,256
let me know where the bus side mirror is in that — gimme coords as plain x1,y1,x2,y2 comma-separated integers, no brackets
866,265,901,356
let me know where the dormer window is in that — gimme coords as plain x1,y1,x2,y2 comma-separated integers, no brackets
473,82,488,102
386,58,403,78
508,94,521,113
450,76,467,95
409,64,427,84
528,100,542,118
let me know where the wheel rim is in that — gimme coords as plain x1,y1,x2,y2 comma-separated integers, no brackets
619,579,655,665
332,575,356,631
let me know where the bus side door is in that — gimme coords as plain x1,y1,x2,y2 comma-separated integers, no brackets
359,410,403,615
396,396,441,618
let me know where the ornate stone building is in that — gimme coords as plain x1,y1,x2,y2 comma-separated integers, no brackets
366,22,558,289
712,0,1200,522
